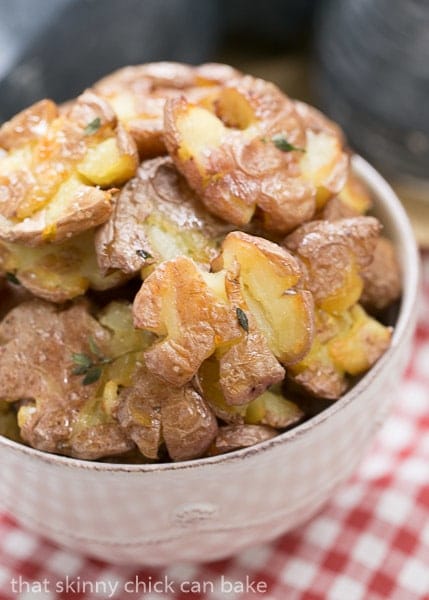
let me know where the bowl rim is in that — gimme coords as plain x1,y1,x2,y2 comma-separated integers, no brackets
0,155,420,473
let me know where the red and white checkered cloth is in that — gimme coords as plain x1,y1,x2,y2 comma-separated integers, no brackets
0,253,428,600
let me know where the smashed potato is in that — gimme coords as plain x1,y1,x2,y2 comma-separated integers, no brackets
0,91,138,245
95,157,233,275
0,61,400,463
285,217,381,314
164,76,349,232
93,62,240,158
360,237,402,313
289,304,392,399
133,232,313,402
213,232,314,365
0,230,127,302
133,255,242,387
209,425,277,455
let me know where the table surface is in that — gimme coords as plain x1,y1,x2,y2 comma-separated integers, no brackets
0,253,428,600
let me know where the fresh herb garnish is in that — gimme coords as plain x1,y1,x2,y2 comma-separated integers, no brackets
136,249,153,260
236,307,249,333
5,272,20,285
270,133,306,153
71,338,112,386
83,117,101,136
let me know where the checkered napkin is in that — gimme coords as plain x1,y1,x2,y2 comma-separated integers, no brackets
0,254,428,600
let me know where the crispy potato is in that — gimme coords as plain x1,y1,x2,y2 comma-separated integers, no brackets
216,264,285,404
337,171,373,214
213,232,314,365
245,387,304,429
164,78,349,232
360,237,402,312
95,157,233,275
0,300,152,459
133,233,313,397
209,424,277,455
93,62,240,158
161,387,218,461
0,91,138,246
285,217,381,314
289,305,392,399
0,230,128,302
294,100,349,206
320,196,361,221
133,256,242,387
164,76,317,232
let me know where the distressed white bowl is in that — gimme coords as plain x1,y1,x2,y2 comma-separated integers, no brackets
0,156,420,565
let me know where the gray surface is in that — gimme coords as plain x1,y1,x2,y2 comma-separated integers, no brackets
314,0,429,180
0,0,219,120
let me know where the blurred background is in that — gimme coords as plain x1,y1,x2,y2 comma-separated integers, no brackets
0,0,428,244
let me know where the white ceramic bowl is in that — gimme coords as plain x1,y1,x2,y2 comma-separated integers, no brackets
0,156,420,566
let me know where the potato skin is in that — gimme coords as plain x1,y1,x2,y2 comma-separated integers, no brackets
161,387,218,461
210,424,277,455
0,300,134,459
285,217,381,314
93,62,241,158
133,256,242,387
360,237,402,312
0,231,128,303
0,91,138,246
95,156,232,274
164,76,318,232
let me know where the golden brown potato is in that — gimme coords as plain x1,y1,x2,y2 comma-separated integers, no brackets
95,156,233,275
0,300,153,459
245,387,304,429
133,255,242,387
216,264,285,405
164,77,349,232
294,101,350,208
0,230,128,303
285,217,381,314
133,233,314,401
93,62,240,158
0,91,138,246
209,424,277,455
289,304,392,399
337,171,373,214
161,387,218,461
360,237,402,312
213,232,314,365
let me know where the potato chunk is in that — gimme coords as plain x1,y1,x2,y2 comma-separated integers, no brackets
210,425,277,455
285,217,381,314
95,157,232,275
164,79,349,232
133,233,313,396
0,91,138,245
0,300,152,459
93,62,240,158
214,232,314,365
360,237,402,312
289,305,392,399
0,230,128,303
133,256,242,386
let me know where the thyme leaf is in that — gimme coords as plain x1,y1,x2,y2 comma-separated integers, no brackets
5,272,20,285
236,307,249,333
83,117,101,136
136,249,153,260
271,133,306,153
